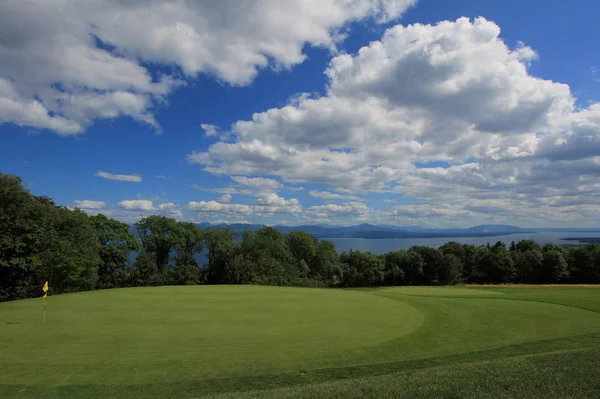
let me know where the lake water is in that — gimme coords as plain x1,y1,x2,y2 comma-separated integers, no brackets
327,232,600,255
135,232,599,266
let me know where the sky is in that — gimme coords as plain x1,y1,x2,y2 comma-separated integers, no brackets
1,0,600,228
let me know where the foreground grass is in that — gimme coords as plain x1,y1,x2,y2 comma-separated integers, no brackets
1,285,600,398
214,348,600,399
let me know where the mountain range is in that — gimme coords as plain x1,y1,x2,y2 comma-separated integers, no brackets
194,223,600,239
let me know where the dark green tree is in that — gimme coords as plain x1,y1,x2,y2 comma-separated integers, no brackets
38,207,101,293
383,250,408,285
567,244,600,283
439,242,465,259
541,250,570,283
339,250,384,287
513,249,543,283
171,256,201,285
174,222,204,261
204,227,237,284
239,227,295,285
0,174,48,300
90,214,139,289
439,253,464,285
461,244,481,283
409,246,445,285
402,251,425,285
131,251,161,286
284,231,317,278
515,240,542,253
312,240,341,284
135,215,179,273
224,254,257,284
478,245,516,283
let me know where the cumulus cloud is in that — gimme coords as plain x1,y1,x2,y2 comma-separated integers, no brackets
391,204,475,219
117,200,184,219
192,176,294,199
307,202,370,221
156,202,185,219
95,171,142,182
72,200,107,210
119,200,155,212
0,0,415,135
254,193,302,214
310,191,345,199
188,17,600,225
216,193,232,204
201,123,219,137
309,190,363,201
285,186,305,191
188,193,302,220
188,201,253,215
230,176,282,190
157,203,177,211
191,184,255,196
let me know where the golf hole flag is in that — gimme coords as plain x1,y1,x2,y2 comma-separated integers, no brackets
42,281,49,324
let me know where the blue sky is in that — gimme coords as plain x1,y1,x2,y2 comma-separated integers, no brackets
1,0,599,227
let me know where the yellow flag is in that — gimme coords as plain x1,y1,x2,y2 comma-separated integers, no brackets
42,281,48,299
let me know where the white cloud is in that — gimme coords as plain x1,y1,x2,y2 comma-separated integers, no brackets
310,190,345,199
119,200,155,212
391,204,475,219
0,0,415,135
309,190,363,201
201,123,219,137
72,200,107,210
0,79,82,134
216,193,232,204
157,203,177,211
116,200,184,219
191,184,255,196
156,202,184,219
188,201,254,215
201,218,253,225
188,17,600,225
231,176,282,190
95,171,142,182
188,193,301,220
254,193,302,214
308,202,370,220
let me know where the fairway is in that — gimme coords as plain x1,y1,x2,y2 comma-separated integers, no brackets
1,285,600,398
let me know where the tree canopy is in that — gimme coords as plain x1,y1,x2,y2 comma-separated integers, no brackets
2,171,600,302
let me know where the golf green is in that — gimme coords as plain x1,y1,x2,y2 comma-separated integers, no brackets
0,286,423,384
1,285,600,398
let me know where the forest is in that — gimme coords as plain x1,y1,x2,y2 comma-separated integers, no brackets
2,172,600,301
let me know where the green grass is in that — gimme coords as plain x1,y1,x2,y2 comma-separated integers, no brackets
1,285,600,398
212,348,600,399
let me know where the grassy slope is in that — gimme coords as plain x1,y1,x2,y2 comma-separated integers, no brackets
214,349,600,399
1,285,599,398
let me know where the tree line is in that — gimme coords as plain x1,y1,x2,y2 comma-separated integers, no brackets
2,172,600,301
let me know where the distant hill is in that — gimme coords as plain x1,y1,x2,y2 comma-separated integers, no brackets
193,222,537,239
137,221,600,239
464,224,527,234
